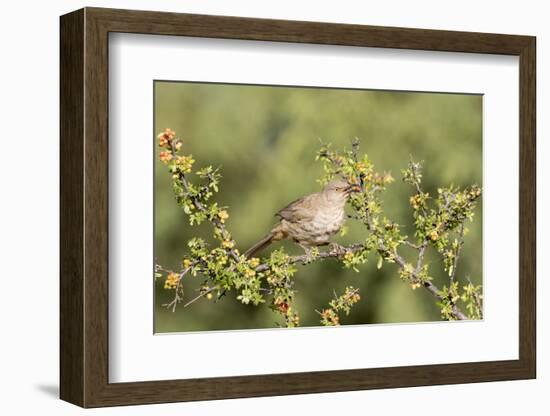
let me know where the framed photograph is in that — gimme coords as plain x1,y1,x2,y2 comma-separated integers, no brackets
60,7,536,407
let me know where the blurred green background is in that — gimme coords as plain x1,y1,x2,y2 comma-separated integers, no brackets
154,81,482,333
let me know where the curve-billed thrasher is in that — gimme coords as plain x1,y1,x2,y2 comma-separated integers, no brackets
244,179,360,258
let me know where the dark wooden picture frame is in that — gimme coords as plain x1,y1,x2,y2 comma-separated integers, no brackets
60,7,536,408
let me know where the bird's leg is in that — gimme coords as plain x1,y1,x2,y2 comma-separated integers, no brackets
298,243,314,263
329,242,347,256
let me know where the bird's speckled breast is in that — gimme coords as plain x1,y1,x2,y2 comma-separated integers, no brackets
314,204,345,235
281,195,347,246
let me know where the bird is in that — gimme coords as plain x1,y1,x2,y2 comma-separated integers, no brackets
243,179,361,259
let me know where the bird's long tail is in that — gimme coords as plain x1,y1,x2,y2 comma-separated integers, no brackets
244,233,274,258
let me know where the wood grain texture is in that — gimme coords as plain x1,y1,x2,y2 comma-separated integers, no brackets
59,8,84,406
518,38,536,376
83,9,110,406
59,7,537,408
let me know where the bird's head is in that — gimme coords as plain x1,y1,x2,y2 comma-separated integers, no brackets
323,179,361,198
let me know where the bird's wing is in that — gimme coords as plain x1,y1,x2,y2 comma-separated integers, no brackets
275,193,319,222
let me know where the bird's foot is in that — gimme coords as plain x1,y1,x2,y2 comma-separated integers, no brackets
329,243,347,257
298,244,316,264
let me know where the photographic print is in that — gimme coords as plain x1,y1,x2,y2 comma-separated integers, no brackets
60,9,535,406
154,81,483,333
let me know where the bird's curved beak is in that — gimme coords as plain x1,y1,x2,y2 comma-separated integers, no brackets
345,183,362,194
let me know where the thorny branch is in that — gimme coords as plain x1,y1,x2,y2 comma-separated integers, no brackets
156,128,482,325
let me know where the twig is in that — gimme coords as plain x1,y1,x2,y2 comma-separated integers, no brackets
402,240,423,250
162,284,184,312
391,253,467,320
466,276,483,319
170,141,240,263
159,262,196,307
409,158,431,218
450,223,465,285
254,243,364,273
160,140,474,321
415,242,428,275
183,286,218,308
364,199,467,320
